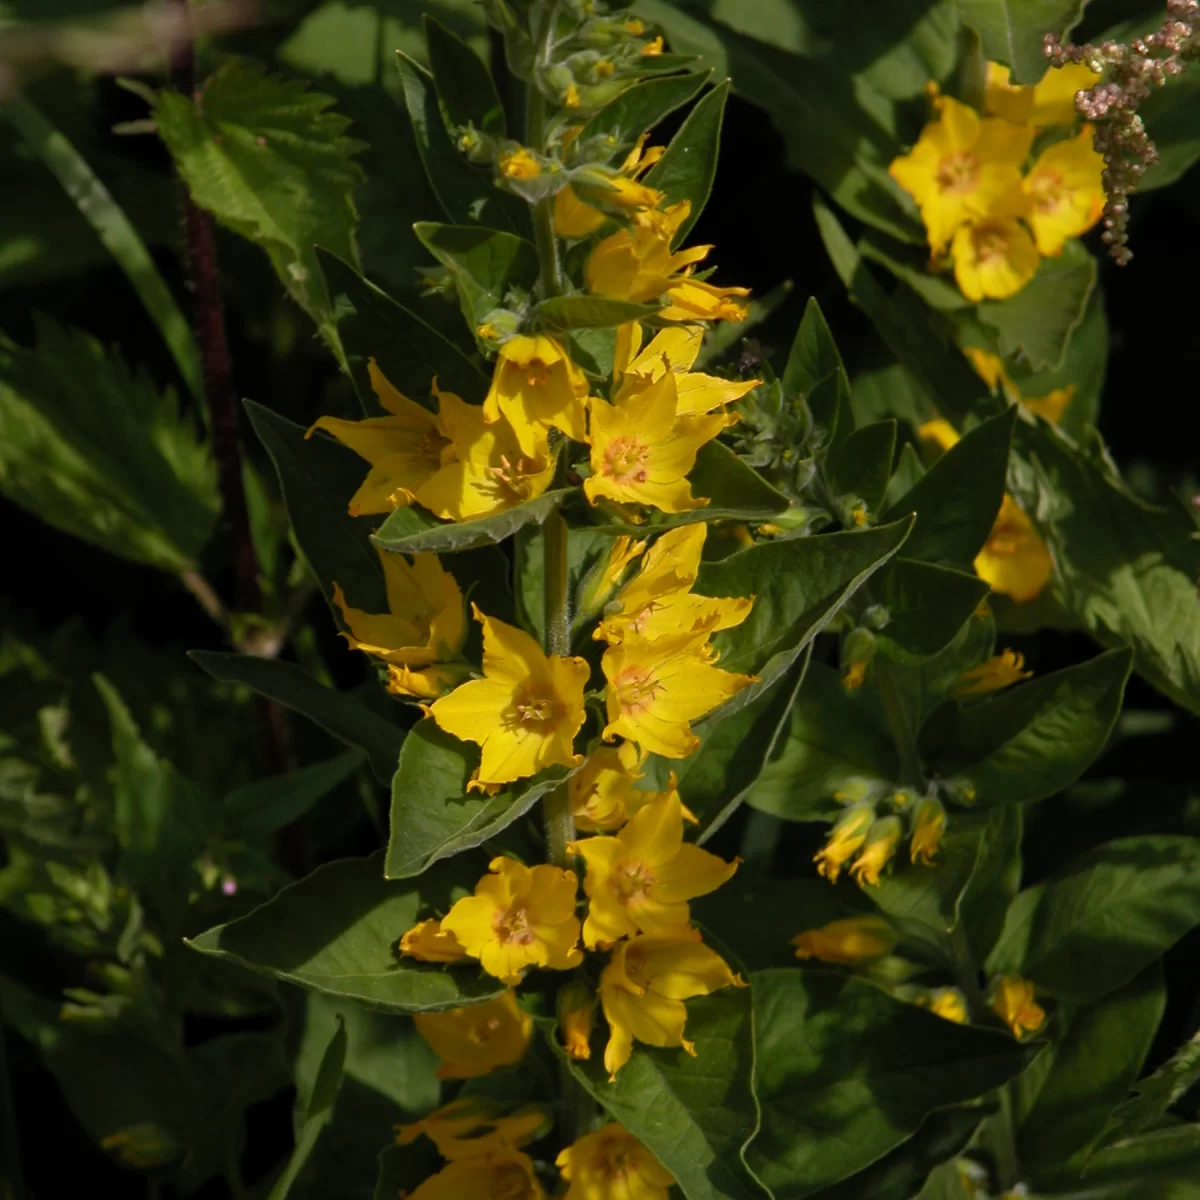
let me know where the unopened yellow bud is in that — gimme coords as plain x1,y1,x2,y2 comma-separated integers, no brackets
955,649,1032,696
625,17,646,35
850,817,903,887
920,988,968,1024
791,916,896,964
990,975,1045,1039
564,84,582,109
642,35,664,55
557,980,596,1060
595,59,615,77
498,146,542,179
910,796,946,866
843,660,867,690
102,1124,183,1170
814,805,874,883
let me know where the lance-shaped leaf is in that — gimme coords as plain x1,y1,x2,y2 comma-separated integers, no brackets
921,648,1133,808
876,559,992,662
225,751,364,841
190,652,403,784
385,721,573,879
644,80,730,244
828,420,897,514
747,968,1031,1197
317,250,486,413
955,0,1089,84
882,406,1016,569
783,297,847,428
550,987,769,1200
697,518,913,693
424,15,506,137
1008,418,1200,720
581,70,710,147
1104,1027,1200,1144
987,835,1200,1004
188,853,505,1014
535,295,661,330
153,62,365,348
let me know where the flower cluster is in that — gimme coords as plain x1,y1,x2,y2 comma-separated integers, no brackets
889,64,1105,301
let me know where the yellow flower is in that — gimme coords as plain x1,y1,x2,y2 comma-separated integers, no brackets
571,791,738,947
642,35,664,56
625,17,646,34
850,817,903,887
569,742,664,832
482,334,590,447
413,991,532,1079
601,633,755,759
951,216,1040,301
307,360,452,516
976,495,1053,602
565,84,582,109
396,1098,545,1159
429,605,589,787
964,347,1074,424
498,147,542,179
1020,385,1074,424
578,536,647,619
791,916,896,964
398,918,469,963
910,796,946,866
920,988,969,1024
985,61,1102,127
955,649,1033,695
1023,126,1105,256
595,524,752,645
406,1148,545,1200
557,980,596,1061
556,1124,675,1200
441,856,583,984
333,549,467,700
843,660,867,690
814,805,874,883
598,928,745,1080
964,346,1007,391
586,201,749,321
888,96,1032,253
991,975,1045,1038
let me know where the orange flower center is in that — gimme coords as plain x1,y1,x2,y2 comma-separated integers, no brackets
469,1015,504,1045
613,666,662,716
602,436,650,484
513,684,561,730
985,517,1029,556
614,859,655,904
936,151,980,194
494,903,536,946
524,359,551,387
974,224,1012,264
493,1163,536,1200
487,453,541,501
1028,169,1063,212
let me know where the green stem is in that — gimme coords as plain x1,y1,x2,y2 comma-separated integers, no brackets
542,505,574,868
526,2,563,300
874,660,925,789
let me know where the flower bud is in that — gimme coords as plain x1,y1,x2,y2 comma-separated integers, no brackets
791,916,896,964
918,987,968,1024
849,816,903,887
813,804,875,882
557,980,596,1060
841,627,876,690
910,795,946,865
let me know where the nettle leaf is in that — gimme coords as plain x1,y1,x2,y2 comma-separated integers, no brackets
746,661,900,822
190,652,404,784
921,648,1133,808
1018,965,1165,1175
395,53,524,235
535,295,661,330
954,0,1088,84
372,488,576,555
318,250,487,413
747,969,1030,1197
189,852,504,1013
384,721,572,879
1105,1027,1200,1143
154,61,365,347
581,70,710,147
828,420,897,514
882,406,1016,568
877,559,991,663
0,317,217,571
247,401,385,610
978,241,1097,372
698,518,913,692
987,835,1200,1005
551,987,768,1200
225,751,364,841
1008,419,1200,720
644,79,730,244
423,15,506,137
413,223,538,332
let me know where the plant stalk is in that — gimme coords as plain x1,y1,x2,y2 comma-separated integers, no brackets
874,659,925,789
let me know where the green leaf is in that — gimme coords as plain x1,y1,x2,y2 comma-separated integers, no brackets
189,652,404,784
246,400,385,610
317,249,487,413
747,968,1030,1197
699,518,913,687
877,559,991,662
424,15,506,136
922,648,1133,808
955,0,1088,84
395,52,524,235
413,222,538,333
783,297,846,413
987,835,1200,1004
644,80,730,243
551,987,769,1200
0,317,217,571
225,751,364,841
746,661,900,822
384,721,572,879
1105,1028,1200,1144
581,70,710,146
535,295,661,330
1079,1128,1200,1195
977,241,1097,372
188,853,505,1014
883,406,1016,567
372,488,575,555
1018,966,1164,1173
267,1017,347,1200
957,803,1023,965
828,420,897,514
1007,419,1200,719
153,61,365,347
